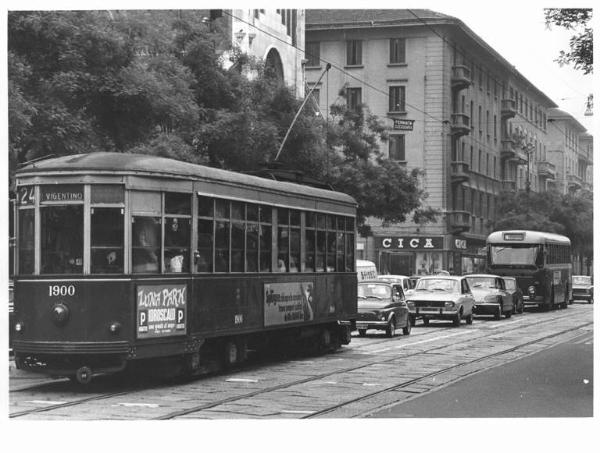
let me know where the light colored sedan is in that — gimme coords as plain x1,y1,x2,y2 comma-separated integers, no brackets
406,276,475,326
466,274,514,320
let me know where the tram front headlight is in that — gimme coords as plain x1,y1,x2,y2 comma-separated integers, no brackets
15,322,24,333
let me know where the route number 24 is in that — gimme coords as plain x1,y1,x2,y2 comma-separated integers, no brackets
49,285,76,297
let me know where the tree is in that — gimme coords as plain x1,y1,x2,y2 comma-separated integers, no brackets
545,8,593,74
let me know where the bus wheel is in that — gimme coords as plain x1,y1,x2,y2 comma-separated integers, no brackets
74,366,93,385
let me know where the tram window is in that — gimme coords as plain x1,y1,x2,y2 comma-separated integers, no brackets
231,221,245,272
259,205,272,224
18,209,35,274
290,227,300,272
246,223,259,272
215,220,230,272
304,225,316,272
306,212,316,228
132,217,160,273
196,219,213,272
277,224,290,272
259,225,272,272
346,216,355,231
91,208,124,273
247,204,259,222
231,201,244,221
290,209,301,226
336,231,345,272
164,217,190,273
327,230,336,271
316,229,326,272
91,185,124,204
41,205,84,274
165,192,191,215
198,196,214,217
215,199,229,219
345,233,355,271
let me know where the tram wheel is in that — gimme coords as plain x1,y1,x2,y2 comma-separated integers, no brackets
223,341,238,367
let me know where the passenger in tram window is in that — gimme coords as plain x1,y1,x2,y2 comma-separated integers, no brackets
289,257,299,272
277,258,287,272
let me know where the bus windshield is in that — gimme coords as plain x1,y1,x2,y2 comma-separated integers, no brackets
489,244,542,267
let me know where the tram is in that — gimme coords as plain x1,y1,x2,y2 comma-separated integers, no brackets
11,153,358,383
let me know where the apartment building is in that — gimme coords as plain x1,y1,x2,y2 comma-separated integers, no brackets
305,9,559,275
204,9,305,97
546,109,593,195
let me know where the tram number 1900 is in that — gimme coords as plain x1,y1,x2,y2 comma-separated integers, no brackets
49,285,76,297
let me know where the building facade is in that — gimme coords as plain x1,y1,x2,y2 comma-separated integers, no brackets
207,9,306,97
305,9,565,276
546,109,593,195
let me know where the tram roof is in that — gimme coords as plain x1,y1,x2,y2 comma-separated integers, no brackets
486,230,571,245
16,152,357,207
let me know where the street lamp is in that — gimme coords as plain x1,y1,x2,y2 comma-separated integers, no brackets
524,142,535,193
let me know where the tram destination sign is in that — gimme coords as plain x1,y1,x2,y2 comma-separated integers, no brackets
136,284,187,338
40,184,83,203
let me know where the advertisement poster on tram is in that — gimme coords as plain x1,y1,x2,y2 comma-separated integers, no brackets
136,284,187,338
264,282,314,326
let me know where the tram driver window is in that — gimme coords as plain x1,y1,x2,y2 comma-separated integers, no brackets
41,205,84,274
164,193,191,273
91,208,124,273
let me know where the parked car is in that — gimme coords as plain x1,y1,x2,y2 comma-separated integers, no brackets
405,275,475,326
572,275,593,304
376,274,415,295
502,276,524,314
356,280,411,337
466,274,514,319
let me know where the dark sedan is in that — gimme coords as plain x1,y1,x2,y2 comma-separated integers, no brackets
466,274,513,320
356,280,411,337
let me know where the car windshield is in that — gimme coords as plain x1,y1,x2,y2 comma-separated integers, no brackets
489,244,542,266
503,279,516,290
415,278,459,293
573,276,591,285
466,277,496,289
358,283,392,299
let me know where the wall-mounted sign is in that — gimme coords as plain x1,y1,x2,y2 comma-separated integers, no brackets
136,284,187,338
41,185,84,203
454,239,467,250
393,119,415,131
376,236,443,250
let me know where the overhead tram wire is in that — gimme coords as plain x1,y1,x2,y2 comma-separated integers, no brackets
221,10,568,158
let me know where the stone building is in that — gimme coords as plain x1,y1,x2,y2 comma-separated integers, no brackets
305,9,569,275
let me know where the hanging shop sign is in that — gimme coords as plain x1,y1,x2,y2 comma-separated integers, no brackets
393,119,415,131
376,236,444,250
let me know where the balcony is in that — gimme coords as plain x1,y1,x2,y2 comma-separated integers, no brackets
501,99,517,119
450,113,470,136
501,180,517,192
567,173,583,190
447,210,471,234
501,138,517,160
451,65,472,91
537,161,556,179
450,161,470,184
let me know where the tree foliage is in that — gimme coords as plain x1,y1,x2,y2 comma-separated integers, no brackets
545,8,593,74
492,189,593,263
8,10,434,233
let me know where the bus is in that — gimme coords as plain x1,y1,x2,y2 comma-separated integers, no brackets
486,230,572,311
11,152,358,383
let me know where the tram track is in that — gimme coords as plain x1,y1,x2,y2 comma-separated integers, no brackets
8,309,590,419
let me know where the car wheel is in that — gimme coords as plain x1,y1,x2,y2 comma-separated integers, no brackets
494,305,502,320
422,317,430,326
452,311,461,327
358,329,367,337
505,308,512,318
465,313,473,325
402,318,412,335
386,318,396,337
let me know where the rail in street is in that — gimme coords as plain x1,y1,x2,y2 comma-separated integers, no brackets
9,304,593,419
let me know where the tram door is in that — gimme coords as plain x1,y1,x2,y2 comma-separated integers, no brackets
379,252,413,276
